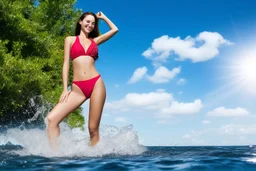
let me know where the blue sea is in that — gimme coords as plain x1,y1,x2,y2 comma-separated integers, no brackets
1,124,256,171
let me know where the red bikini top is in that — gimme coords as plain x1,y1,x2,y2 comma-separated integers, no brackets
70,36,98,60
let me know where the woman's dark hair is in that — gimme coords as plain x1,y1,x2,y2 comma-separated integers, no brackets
74,12,99,38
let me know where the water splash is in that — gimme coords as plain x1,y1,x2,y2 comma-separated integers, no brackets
0,96,146,157
27,96,52,124
0,122,146,157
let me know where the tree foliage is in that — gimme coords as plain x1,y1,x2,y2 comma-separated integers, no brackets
0,0,84,128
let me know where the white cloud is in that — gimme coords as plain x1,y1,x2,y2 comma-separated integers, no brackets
177,122,256,146
128,67,148,84
142,31,233,66
114,117,127,123
114,84,120,88
142,48,154,58
218,124,256,135
207,107,249,117
105,89,173,112
202,120,210,124
159,99,203,117
146,66,181,84
177,78,187,85
105,90,203,117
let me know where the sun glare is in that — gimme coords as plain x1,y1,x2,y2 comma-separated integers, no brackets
236,53,256,94
239,57,256,82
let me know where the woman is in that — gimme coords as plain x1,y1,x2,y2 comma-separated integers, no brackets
46,11,118,148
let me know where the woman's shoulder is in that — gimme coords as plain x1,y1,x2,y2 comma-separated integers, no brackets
64,36,77,45
65,36,76,41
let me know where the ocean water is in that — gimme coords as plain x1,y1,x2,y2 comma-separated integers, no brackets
1,123,256,171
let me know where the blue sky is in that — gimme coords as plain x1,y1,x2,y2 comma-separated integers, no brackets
75,0,256,146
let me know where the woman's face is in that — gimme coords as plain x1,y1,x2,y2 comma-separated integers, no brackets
79,14,95,33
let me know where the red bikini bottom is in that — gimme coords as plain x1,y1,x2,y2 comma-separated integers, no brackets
72,74,101,99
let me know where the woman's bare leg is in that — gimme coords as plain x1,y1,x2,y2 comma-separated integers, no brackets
46,85,86,149
88,78,106,146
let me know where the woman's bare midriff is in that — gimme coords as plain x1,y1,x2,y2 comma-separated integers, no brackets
72,55,99,81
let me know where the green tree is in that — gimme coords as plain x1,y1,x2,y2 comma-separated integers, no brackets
0,0,84,128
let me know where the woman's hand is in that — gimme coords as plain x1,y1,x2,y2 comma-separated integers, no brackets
96,11,106,19
59,89,71,103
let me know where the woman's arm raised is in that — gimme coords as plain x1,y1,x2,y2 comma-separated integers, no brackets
94,12,118,45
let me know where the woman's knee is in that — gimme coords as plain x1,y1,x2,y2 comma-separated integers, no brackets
88,125,99,136
46,112,59,127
